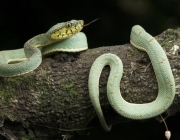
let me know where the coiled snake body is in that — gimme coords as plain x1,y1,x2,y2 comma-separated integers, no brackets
88,25,175,131
0,20,87,77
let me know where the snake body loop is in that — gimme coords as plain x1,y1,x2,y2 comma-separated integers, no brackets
0,20,87,77
88,25,175,131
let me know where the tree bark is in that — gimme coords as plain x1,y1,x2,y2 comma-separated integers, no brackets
0,28,180,139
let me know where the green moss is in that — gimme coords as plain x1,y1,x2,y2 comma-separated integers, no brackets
18,131,27,139
0,74,52,120
0,78,15,102
156,28,180,49
6,114,16,121
63,83,78,98
126,47,134,60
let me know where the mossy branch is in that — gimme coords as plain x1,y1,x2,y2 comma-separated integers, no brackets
0,28,180,139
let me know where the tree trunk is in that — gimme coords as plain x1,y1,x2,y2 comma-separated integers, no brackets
0,28,180,140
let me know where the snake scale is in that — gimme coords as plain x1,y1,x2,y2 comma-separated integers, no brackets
0,20,88,77
88,25,175,131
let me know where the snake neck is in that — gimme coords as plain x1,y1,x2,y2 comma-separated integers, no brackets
24,34,50,48
25,33,66,49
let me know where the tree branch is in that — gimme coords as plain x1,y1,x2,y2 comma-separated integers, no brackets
0,28,180,139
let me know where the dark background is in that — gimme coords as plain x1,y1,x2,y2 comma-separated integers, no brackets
0,0,180,139
1,0,180,50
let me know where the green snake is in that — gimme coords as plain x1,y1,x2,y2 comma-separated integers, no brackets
88,25,175,131
0,20,88,77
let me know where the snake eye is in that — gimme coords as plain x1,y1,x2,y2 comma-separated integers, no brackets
66,22,72,28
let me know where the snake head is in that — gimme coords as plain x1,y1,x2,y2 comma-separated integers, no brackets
47,20,84,41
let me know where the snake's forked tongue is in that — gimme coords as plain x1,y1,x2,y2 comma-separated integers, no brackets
83,18,99,27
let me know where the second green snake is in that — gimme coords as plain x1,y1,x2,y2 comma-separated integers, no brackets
88,25,175,131
0,20,88,77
